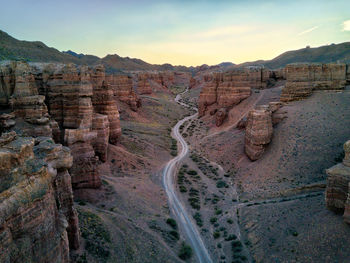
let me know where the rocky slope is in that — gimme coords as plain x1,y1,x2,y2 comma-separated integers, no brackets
236,42,350,69
281,63,347,101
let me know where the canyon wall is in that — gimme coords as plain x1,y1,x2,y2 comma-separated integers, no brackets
0,61,133,261
0,132,79,263
106,74,141,111
198,72,252,119
281,63,347,102
135,71,191,94
326,140,350,224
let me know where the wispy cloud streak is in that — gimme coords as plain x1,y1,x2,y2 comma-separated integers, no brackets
298,26,319,36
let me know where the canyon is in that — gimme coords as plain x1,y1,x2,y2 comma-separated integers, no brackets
1,52,350,263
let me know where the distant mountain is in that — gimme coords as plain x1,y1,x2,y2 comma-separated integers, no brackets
0,30,83,64
2,29,348,72
235,43,350,69
0,30,192,72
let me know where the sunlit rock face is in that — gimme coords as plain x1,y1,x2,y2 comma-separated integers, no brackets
281,63,347,102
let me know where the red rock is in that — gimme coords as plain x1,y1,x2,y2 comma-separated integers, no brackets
281,63,347,102
90,65,121,144
92,113,109,162
198,72,252,117
0,133,79,262
106,74,141,111
237,117,247,129
137,73,152,94
215,108,227,126
245,109,273,160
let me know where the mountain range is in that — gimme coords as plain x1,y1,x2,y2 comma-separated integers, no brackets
1,29,350,72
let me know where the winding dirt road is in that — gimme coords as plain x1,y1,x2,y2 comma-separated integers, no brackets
162,90,213,263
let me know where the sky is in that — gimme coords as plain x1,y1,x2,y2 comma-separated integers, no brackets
0,0,350,66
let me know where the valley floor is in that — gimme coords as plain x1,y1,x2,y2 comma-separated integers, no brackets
179,85,350,262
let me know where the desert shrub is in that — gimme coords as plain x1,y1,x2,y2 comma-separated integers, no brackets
193,212,203,227
210,217,217,224
188,197,200,210
166,218,177,229
215,209,223,215
216,180,227,188
225,234,237,241
178,242,193,260
213,231,220,239
179,185,187,192
169,230,180,240
187,170,198,175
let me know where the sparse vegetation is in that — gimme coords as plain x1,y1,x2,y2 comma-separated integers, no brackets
78,209,111,262
166,218,178,229
178,242,193,260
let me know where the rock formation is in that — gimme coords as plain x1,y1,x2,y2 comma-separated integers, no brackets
281,63,347,102
106,74,141,111
137,73,152,94
90,65,122,143
0,62,124,190
245,108,273,160
326,140,350,224
0,132,79,262
198,72,252,119
215,108,227,126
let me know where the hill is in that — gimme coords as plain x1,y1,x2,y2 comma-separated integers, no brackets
235,42,350,69
0,29,194,72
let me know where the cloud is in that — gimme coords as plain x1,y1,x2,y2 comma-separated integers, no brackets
298,26,319,36
343,20,350,31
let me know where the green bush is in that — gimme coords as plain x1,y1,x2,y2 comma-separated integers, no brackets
225,234,237,241
193,212,203,227
169,230,179,240
216,180,227,188
166,218,177,229
179,185,187,192
178,242,193,260
210,217,217,224
213,231,220,239
187,170,198,175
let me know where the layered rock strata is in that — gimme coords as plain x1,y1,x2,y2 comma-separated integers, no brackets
106,74,141,111
0,132,79,262
326,140,350,224
245,108,273,160
198,72,252,118
90,65,121,143
0,62,121,189
43,64,102,188
281,63,347,102
137,73,152,94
